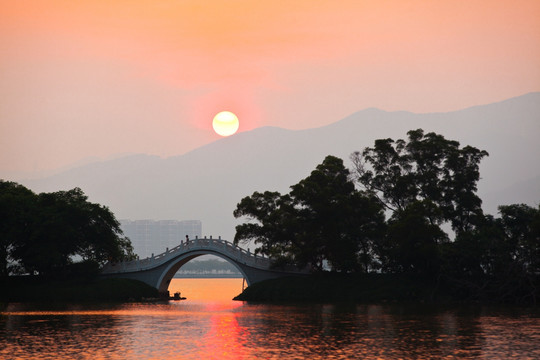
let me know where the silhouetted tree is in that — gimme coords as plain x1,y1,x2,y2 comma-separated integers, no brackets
381,200,448,275
289,155,385,272
234,156,385,272
234,191,299,266
1,181,134,277
443,204,540,303
350,129,488,236
497,204,540,275
233,130,539,304
0,181,36,276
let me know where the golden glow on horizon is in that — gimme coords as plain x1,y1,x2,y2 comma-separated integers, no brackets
168,278,244,302
212,111,240,137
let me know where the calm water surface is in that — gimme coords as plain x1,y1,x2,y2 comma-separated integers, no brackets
1,278,540,359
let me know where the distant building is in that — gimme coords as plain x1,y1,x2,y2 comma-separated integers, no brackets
120,219,202,259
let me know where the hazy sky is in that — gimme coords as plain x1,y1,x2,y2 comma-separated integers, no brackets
2,0,539,176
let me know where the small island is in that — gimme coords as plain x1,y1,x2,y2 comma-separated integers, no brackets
231,130,539,306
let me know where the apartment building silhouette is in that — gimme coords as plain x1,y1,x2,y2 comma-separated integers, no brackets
120,219,202,259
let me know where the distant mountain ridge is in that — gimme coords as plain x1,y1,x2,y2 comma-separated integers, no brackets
20,92,540,242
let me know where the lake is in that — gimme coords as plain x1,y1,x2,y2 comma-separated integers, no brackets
1,278,540,359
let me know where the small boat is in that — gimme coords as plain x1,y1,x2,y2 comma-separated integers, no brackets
171,291,186,300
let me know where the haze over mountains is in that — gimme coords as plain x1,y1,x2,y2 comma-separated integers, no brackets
19,93,540,243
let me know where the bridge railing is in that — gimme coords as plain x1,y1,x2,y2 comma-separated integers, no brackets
102,236,274,274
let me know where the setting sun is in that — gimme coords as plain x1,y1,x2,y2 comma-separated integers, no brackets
212,111,239,137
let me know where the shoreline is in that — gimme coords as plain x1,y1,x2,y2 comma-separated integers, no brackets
173,274,242,279
2,273,537,306
0,276,160,303
233,273,539,306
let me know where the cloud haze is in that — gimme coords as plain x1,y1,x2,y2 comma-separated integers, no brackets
1,1,540,176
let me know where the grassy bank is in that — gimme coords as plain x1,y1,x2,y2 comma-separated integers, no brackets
0,276,159,303
234,273,463,304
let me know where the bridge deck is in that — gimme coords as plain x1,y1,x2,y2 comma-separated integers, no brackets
102,236,273,274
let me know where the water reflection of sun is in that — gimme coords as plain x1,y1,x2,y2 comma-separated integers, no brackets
202,312,249,359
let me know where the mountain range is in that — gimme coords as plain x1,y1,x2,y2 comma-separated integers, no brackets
20,92,540,242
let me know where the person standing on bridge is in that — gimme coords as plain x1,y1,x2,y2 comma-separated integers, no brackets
185,235,189,243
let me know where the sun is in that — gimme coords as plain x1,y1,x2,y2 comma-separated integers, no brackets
212,111,239,137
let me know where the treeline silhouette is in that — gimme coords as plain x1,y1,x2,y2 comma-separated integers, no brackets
0,183,135,279
175,258,241,275
233,129,540,305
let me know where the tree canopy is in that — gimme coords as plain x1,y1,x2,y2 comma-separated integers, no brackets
350,129,489,236
0,181,134,277
233,129,539,304
234,155,385,272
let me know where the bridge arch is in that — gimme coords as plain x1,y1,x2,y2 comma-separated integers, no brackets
101,237,308,296
156,250,250,293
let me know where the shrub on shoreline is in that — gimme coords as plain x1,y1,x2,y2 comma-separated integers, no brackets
234,273,539,305
0,276,159,302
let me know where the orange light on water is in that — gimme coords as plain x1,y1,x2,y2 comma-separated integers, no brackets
202,312,249,360
168,278,244,302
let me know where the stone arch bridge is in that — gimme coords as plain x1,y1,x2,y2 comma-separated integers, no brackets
101,236,309,296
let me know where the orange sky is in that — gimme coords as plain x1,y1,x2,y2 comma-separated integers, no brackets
1,0,539,175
